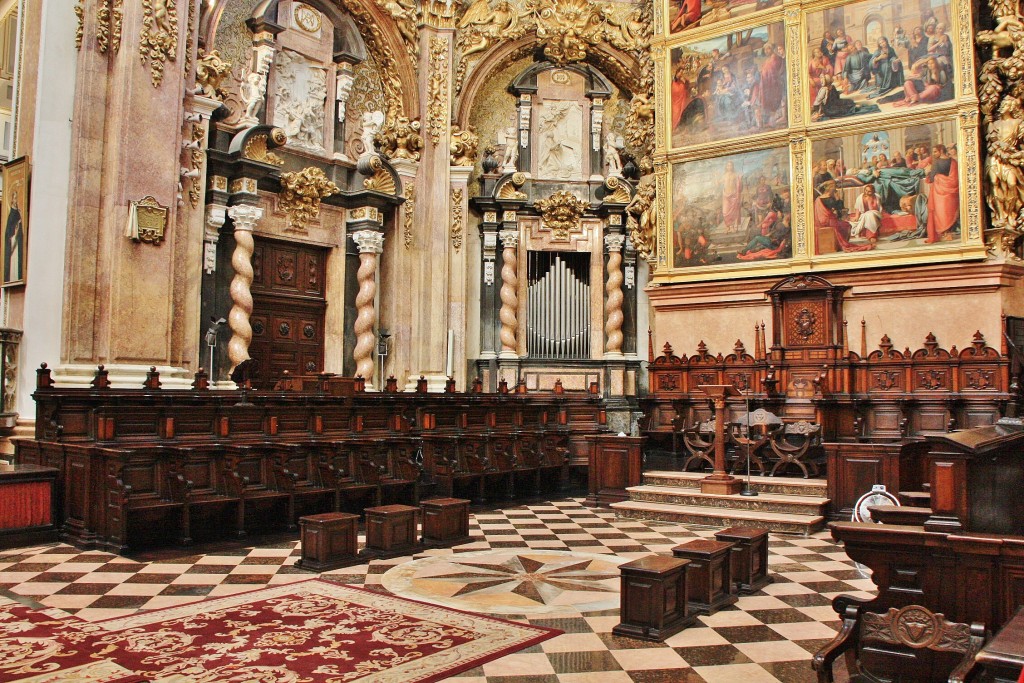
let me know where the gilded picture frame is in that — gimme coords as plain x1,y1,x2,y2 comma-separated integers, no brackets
651,0,984,283
1,156,29,288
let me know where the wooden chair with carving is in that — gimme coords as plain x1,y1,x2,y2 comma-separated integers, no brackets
813,600,986,683
682,420,717,471
727,409,782,475
768,421,823,478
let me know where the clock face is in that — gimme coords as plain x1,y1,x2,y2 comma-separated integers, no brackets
293,4,322,33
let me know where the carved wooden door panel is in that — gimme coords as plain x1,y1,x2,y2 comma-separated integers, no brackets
248,238,327,389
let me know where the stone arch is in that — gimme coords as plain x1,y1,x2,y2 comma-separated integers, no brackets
200,0,418,122
454,38,643,127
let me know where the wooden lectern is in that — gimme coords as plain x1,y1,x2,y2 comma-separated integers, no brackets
697,385,743,495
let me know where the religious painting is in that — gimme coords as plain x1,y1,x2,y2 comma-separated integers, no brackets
805,0,956,124
1,156,28,288
667,0,782,35
669,23,788,149
671,146,791,268
811,120,960,256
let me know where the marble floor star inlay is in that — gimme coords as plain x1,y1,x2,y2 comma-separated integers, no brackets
381,549,627,614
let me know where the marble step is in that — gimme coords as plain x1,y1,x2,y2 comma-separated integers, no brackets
626,485,829,517
642,470,828,497
610,499,826,536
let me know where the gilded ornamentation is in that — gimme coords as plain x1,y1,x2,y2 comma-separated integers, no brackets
242,131,285,166
496,172,528,199
140,0,178,88
334,0,407,124
184,0,196,81
625,181,655,262
126,196,169,244
451,187,465,252
374,0,420,56
977,0,1024,251
535,190,589,240
604,176,631,204
457,0,646,65
363,155,398,194
654,165,668,269
375,116,424,161
188,125,204,208
403,186,416,249
428,37,450,145
791,136,808,256
278,167,340,230
96,0,124,54
195,50,232,101
450,124,480,166
75,2,84,50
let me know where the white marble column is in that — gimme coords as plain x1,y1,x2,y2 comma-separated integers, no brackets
352,229,384,384
498,229,519,359
226,204,263,371
604,233,626,358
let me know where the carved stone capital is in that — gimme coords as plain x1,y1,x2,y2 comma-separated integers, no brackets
604,233,626,252
499,229,519,249
227,204,263,232
352,229,384,254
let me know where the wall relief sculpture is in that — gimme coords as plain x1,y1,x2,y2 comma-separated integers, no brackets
978,0,1024,254
139,0,177,87
375,116,423,161
626,180,656,261
535,189,589,240
273,49,328,154
195,50,232,101
278,166,340,230
450,124,480,166
537,101,584,180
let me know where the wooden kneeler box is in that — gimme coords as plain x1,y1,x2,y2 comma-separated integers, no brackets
360,504,423,559
296,512,361,572
613,555,696,642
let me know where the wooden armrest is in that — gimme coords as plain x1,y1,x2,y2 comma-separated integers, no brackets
812,606,860,682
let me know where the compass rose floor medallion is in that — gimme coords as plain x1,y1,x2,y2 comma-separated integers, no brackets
381,549,626,615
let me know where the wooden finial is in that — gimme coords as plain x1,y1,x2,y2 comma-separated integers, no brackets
36,362,54,389
860,318,867,358
444,376,456,393
143,366,161,390
91,365,110,390
385,375,399,393
553,378,564,394
416,375,428,393
192,368,209,391
842,319,849,356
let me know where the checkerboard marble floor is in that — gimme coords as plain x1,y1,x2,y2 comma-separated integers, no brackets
0,498,873,682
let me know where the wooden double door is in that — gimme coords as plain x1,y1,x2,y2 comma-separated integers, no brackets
249,238,328,389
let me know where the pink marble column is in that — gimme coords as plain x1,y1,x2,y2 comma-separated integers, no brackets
498,229,519,359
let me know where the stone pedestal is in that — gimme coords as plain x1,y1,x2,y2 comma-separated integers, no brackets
362,504,421,559
295,512,360,572
672,539,738,615
420,497,471,547
715,527,772,594
613,555,695,642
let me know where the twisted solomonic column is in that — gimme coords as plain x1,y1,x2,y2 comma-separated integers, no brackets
351,230,384,383
226,204,264,371
604,233,626,358
498,229,519,358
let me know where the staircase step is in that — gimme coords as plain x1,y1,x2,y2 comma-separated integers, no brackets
642,470,827,497
627,485,828,517
610,500,825,535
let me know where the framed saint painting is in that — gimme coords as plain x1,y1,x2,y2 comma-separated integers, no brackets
810,119,964,257
669,22,789,149
804,0,957,125
671,145,792,269
666,0,782,35
1,156,28,288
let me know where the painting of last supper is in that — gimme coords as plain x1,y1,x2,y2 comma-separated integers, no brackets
805,0,956,123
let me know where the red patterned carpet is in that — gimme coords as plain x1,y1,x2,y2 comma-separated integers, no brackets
0,580,560,683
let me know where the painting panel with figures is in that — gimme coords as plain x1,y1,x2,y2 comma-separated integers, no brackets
811,120,960,256
805,0,955,124
667,0,782,35
670,23,789,149
671,146,792,269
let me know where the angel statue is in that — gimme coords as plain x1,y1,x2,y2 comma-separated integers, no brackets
605,132,623,177
500,126,519,171
360,110,385,158
240,70,267,124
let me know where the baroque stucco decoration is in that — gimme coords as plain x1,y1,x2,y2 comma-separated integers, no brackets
375,116,423,161
278,167,340,230
535,190,589,240
455,0,655,171
273,49,328,154
243,129,287,166
97,0,124,53
140,0,178,87
196,50,232,101
450,124,480,166
427,37,451,145
978,0,1024,256
625,180,656,262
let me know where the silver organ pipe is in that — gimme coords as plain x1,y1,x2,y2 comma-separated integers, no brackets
526,251,591,360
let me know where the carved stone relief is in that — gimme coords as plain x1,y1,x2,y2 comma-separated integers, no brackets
536,101,583,180
272,49,328,154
